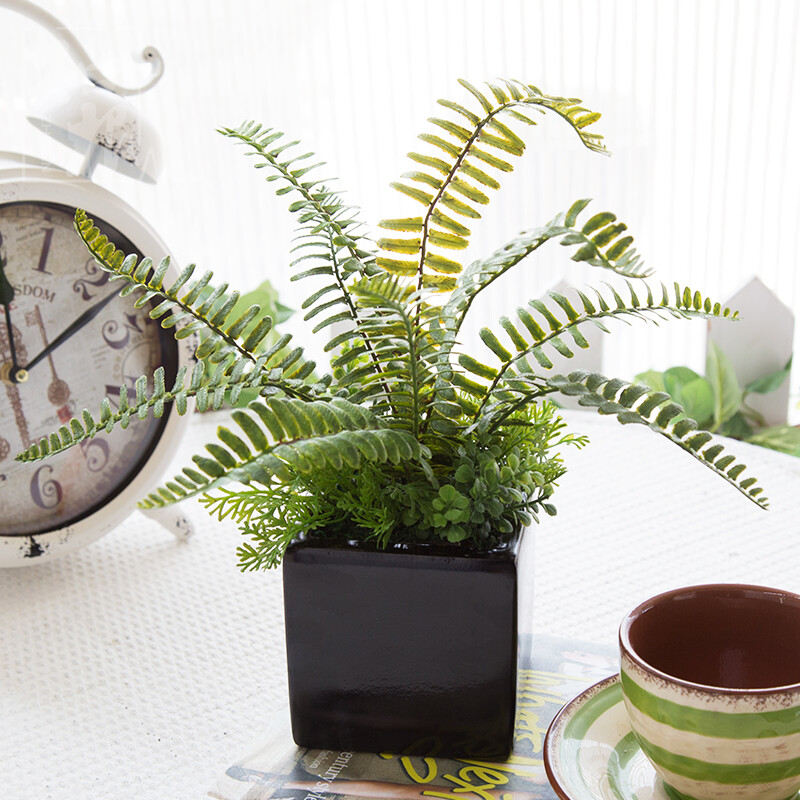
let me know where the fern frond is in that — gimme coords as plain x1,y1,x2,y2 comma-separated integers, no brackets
557,199,649,276
546,371,769,508
137,397,431,508
74,211,325,401
219,122,376,275
14,351,336,463
378,79,608,293
221,123,397,388
435,200,653,374
16,366,189,461
220,123,377,299
456,281,739,418
448,199,650,314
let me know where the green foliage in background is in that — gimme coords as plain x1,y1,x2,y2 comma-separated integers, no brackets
16,79,768,570
637,342,799,456
198,278,299,408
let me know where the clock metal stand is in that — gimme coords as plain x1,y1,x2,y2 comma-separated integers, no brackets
0,0,194,565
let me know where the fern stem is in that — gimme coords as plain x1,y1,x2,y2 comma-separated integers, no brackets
322,221,398,414
415,107,504,295
481,385,559,434
401,311,422,439
446,232,553,348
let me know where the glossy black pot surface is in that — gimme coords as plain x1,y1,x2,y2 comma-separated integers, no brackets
282,533,520,759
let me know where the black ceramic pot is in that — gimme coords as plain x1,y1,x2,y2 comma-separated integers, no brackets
282,532,521,759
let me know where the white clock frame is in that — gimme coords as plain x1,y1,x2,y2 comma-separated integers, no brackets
0,153,193,566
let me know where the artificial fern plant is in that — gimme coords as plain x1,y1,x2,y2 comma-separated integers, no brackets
16,79,767,570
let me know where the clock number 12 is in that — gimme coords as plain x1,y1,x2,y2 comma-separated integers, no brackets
34,228,54,275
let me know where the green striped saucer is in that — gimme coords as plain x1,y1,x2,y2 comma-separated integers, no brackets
543,675,800,800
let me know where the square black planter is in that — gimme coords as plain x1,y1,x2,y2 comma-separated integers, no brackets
282,534,520,759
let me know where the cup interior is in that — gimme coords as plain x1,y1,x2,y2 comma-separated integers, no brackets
621,585,800,690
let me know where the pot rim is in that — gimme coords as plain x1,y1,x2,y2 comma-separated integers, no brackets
292,526,523,559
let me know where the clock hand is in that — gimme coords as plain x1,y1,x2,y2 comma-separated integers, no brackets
23,288,119,373
28,305,72,413
0,253,26,384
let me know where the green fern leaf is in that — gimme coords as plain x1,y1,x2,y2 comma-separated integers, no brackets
417,133,461,157
429,117,472,142
468,147,514,172
431,211,471,236
421,274,458,292
459,354,499,380
380,81,611,294
457,78,494,113
428,230,469,250
391,182,435,205
376,237,422,255
439,193,482,219
376,256,418,276
408,152,452,174
449,177,490,205
546,371,768,508
477,129,525,156
379,217,424,232
457,161,501,189
479,328,513,362
423,253,463,274
403,170,444,190
437,98,481,125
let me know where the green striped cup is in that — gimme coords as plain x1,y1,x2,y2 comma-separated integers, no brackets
619,584,800,800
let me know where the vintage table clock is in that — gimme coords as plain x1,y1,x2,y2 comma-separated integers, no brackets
0,0,192,564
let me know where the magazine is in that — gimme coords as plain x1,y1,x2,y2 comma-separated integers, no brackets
209,634,616,800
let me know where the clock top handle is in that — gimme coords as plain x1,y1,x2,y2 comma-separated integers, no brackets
0,0,164,97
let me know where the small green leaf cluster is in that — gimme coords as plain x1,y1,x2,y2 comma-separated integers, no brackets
388,405,579,545
637,343,799,456
16,78,770,569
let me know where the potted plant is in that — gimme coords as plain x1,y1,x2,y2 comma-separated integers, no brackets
17,78,767,759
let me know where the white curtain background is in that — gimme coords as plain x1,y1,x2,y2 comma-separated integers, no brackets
2,0,798,413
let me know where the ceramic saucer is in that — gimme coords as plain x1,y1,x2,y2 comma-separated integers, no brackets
543,674,673,800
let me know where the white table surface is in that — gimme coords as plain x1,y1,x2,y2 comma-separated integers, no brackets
2,408,799,800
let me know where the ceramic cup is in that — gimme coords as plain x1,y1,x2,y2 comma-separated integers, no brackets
619,584,800,800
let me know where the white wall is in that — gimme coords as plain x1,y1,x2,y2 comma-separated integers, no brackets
2,0,798,409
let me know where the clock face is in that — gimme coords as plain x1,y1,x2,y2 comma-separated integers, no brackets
0,201,178,536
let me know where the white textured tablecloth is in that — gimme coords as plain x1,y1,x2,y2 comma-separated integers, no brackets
1,409,798,799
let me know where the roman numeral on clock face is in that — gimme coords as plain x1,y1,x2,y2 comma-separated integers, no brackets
34,227,54,275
